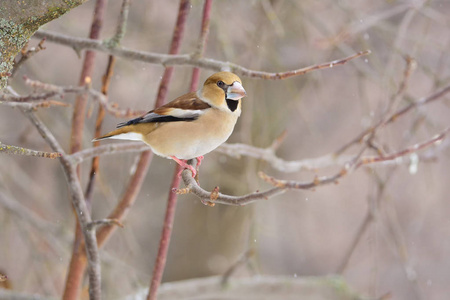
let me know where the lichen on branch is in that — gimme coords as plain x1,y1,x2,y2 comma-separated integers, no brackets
0,0,88,89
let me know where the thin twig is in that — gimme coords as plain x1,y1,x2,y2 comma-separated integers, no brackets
1,77,146,116
68,142,148,165
217,143,349,172
189,0,212,89
336,209,375,274
383,186,423,299
105,0,131,47
264,127,449,189
0,142,61,159
335,82,450,155
12,38,46,77
32,77,145,117
33,30,369,80
357,127,449,167
0,90,60,102
0,189,65,239
221,249,256,286
85,55,116,210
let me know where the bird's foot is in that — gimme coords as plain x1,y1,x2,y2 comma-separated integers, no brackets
194,156,204,182
171,156,197,178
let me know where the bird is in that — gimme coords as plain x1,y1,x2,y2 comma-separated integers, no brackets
93,71,247,178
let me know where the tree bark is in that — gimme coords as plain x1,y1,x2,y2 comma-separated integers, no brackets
0,0,89,89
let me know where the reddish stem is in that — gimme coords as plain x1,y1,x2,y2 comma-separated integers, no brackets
190,0,212,91
147,165,182,300
147,1,213,299
154,0,191,108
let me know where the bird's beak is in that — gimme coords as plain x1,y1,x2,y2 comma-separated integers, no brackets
226,81,246,100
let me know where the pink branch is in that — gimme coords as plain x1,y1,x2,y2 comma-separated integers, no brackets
147,1,191,299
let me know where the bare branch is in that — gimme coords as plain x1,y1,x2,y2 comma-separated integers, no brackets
12,38,47,77
104,0,131,47
68,142,147,164
33,30,369,79
178,126,449,205
357,127,449,166
21,109,102,300
0,142,61,159
217,143,352,172
85,54,117,223
221,249,256,286
0,189,66,240
177,160,285,206
335,82,450,155
1,77,146,117
263,127,449,190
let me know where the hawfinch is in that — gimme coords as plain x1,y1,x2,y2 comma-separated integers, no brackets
94,72,246,177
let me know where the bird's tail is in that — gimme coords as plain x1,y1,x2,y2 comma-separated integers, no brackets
92,126,144,142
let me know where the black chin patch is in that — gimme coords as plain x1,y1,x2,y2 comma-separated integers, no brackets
226,99,239,112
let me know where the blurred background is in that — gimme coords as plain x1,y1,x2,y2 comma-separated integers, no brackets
1,0,450,299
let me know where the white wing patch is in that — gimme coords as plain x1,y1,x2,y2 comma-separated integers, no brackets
168,108,205,118
106,132,144,141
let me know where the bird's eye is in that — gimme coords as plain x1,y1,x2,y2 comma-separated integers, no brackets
217,80,225,88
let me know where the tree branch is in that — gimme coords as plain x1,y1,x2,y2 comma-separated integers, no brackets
33,30,369,79
335,82,450,155
0,77,146,117
0,0,89,89
177,126,449,205
22,109,102,300
0,141,61,159
63,1,108,299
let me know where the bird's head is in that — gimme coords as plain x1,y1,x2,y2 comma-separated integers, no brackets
200,72,246,112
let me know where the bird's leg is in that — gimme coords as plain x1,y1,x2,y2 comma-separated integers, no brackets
170,156,196,178
196,156,204,168
195,155,204,173
193,156,204,183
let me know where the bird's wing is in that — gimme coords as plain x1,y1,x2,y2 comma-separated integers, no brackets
117,92,211,128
